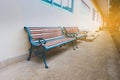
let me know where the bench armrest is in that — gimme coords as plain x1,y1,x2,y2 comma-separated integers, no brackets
67,33,77,37
38,38,46,45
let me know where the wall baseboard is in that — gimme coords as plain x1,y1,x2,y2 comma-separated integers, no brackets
0,53,28,69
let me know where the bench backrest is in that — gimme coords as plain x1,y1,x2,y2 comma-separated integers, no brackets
63,27,79,34
24,27,63,44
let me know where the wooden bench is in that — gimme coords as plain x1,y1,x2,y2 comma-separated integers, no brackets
63,27,87,48
24,27,76,68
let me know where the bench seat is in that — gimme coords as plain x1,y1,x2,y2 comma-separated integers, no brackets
44,37,75,50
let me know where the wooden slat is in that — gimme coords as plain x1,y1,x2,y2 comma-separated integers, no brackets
45,37,73,47
29,27,60,30
29,27,62,40
30,29,61,34
65,27,79,33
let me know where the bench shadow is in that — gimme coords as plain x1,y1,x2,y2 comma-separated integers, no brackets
31,44,73,64
46,46,70,60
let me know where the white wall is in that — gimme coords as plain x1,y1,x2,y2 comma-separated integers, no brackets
0,0,102,61
79,0,102,31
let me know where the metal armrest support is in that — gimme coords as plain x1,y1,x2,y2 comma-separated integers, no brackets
67,33,77,37
38,38,46,46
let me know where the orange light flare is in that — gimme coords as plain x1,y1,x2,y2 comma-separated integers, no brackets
105,11,120,33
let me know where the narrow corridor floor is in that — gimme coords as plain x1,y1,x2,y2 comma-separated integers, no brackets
0,31,120,80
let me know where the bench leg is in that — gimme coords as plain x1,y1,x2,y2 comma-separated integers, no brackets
84,37,87,41
39,47,49,69
27,47,33,61
72,41,75,50
75,40,78,49
42,52,49,69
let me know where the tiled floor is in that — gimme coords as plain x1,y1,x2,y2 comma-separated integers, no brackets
0,31,120,80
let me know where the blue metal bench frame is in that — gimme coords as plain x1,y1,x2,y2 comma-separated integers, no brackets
24,26,76,68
